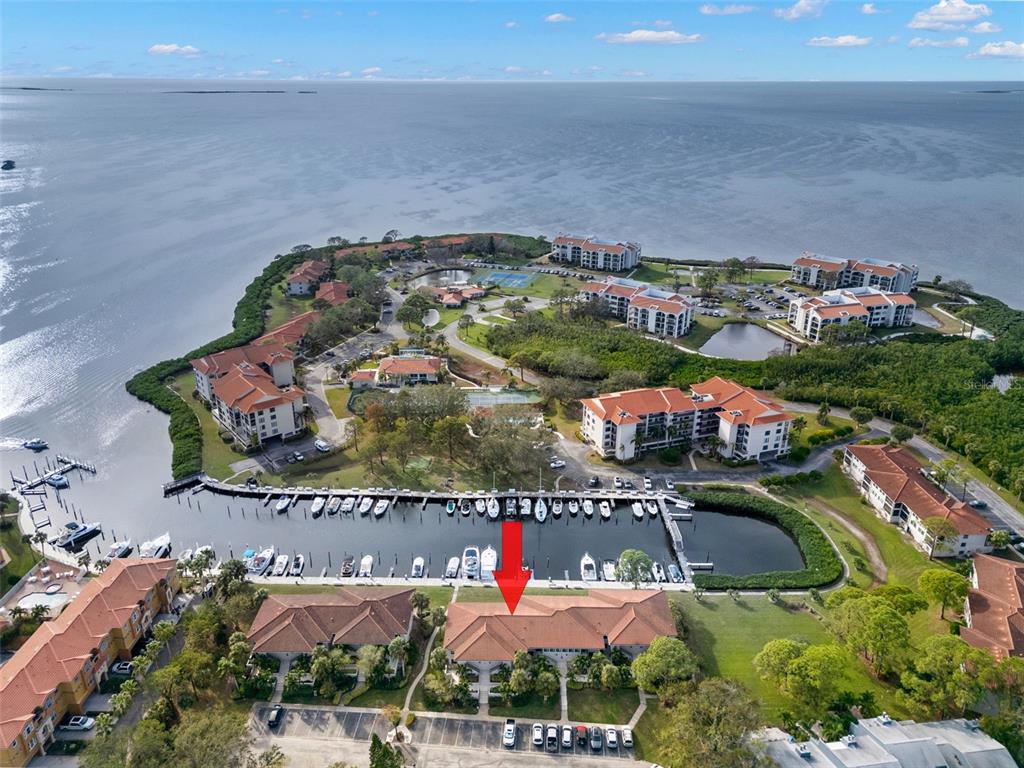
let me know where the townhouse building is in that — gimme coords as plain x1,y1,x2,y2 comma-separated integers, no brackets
962,554,1024,660
254,310,322,348
788,287,916,342
210,361,306,447
314,281,352,306
843,444,992,558
375,355,444,387
286,260,329,296
550,235,641,272
0,559,179,768
578,278,694,338
790,252,919,293
190,341,295,403
580,376,792,463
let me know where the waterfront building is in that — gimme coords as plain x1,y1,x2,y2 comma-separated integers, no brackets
578,277,694,338
790,252,919,293
843,444,992,558
375,355,444,387
210,362,306,447
247,588,415,660
255,310,322,348
551,235,641,272
0,559,179,768
286,260,329,296
314,281,352,306
962,554,1024,660
190,341,295,403
580,376,792,462
443,590,674,670
788,287,916,342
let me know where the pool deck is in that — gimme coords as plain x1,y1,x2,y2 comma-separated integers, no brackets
0,557,85,620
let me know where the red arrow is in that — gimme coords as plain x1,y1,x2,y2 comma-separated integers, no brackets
494,521,531,614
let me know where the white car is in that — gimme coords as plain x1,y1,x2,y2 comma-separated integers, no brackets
643,477,653,491
613,476,623,489
110,661,134,676
549,460,566,469
561,724,574,749
314,439,331,453
606,727,618,749
621,727,633,748
61,716,95,731
532,723,544,746
502,719,517,748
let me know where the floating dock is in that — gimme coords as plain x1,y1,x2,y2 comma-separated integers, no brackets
10,455,97,492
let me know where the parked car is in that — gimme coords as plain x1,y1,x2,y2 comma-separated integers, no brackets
502,719,517,748
613,476,623,489
664,478,675,491
576,725,589,747
546,724,559,751
561,724,574,749
60,716,95,731
267,705,284,728
532,723,544,746
291,451,305,462
621,727,633,748
110,661,133,676
606,727,618,749
623,479,635,490
590,726,604,751
587,475,600,488
968,499,987,509
314,439,331,453
549,460,566,470
643,477,653,491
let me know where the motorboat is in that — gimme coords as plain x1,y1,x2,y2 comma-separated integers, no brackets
46,473,69,489
462,546,480,580
195,544,215,560
275,495,291,513
272,554,290,577
646,500,659,517
51,521,101,550
460,499,472,517
340,496,356,513
580,553,598,582
445,556,460,578
411,556,425,578
505,497,517,517
487,498,500,520
289,554,305,576
374,499,389,517
652,562,666,583
22,438,48,451
599,501,611,520
480,545,497,581
568,499,579,517
520,497,532,518
358,554,374,577
446,499,457,515
582,499,594,518
675,499,695,510
179,548,193,562
139,532,171,559
248,547,275,575
326,496,341,515
340,555,355,577
475,498,486,515
358,497,373,515
241,548,256,567
632,502,645,521
535,498,548,523
310,496,326,517
106,539,133,559
602,560,618,581
552,499,563,518
668,563,683,583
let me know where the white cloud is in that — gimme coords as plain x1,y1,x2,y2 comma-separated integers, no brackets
861,3,884,13
271,58,285,64
619,69,649,77
504,21,519,28
887,35,901,43
700,4,756,15
970,40,1024,58
246,69,271,77
503,65,527,73
806,34,872,46
596,29,703,44
361,66,382,76
541,69,553,76
908,36,969,47
52,65,74,73
970,21,1001,33
544,12,574,23
147,43,202,57
336,70,352,77
774,0,827,21
289,75,307,80
908,0,990,31
654,19,673,27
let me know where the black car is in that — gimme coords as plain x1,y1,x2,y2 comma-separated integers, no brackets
587,476,600,488
267,705,284,728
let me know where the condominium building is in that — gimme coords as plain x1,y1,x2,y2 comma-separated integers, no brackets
580,376,792,462
255,310,322,348
190,341,295,402
0,559,179,768
962,554,1024,660
314,281,352,306
551,235,641,272
578,278,693,338
790,252,919,293
375,355,444,387
286,260,329,295
843,444,992,558
210,361,306,447
788,287,916,342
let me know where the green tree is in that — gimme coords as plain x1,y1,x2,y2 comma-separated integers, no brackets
785,644,847,711
357,644,386,682
816,401,831,426
536,669,559,701
388,637,410,677
172,707,248,768
918,568,968,619
849,407,873,425
695,267,721,296
369,733,403,768
889,424,913,445
791,416,807,437
921,517,959,559
600,663,626,690
753,638,807,684
871,584,928,616
989,530,1012,550
130,719,173,768
900,635,994,719
503,298,528,318
631,636,699,694
616,548,654,589
215,559,249,598
722,257,746,283
832,596,909,676
509,668,533,698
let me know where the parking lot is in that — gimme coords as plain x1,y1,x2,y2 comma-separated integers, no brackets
252,704,388,742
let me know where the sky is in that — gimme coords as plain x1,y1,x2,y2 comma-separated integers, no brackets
2,0,1023,82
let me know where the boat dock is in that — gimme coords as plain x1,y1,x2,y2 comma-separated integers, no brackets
10,455,97,492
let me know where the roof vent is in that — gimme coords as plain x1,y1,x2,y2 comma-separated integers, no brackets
965,719,980,731
840,735,858,747
794,743,812,758
879,712,892,725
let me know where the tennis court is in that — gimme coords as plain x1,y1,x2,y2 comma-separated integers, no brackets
481,270,534,288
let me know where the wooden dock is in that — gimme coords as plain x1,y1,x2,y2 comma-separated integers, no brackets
11,455,97,492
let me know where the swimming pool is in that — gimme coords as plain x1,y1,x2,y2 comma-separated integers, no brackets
17,591,70,612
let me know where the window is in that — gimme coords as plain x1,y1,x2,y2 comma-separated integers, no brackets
23,724,32,736
45,696,53,709
28,739,36,750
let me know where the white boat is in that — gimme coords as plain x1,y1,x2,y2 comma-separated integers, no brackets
50,521,101,550
599,501,611,520
195,544,215,560
480,545,497,581
22,438,48,451
326,496,342,515
462,546,480,579
652,562,666,583
675,499,695,510
358,497,373,515
552,499,563,518
358,554,374,577
505,498,517,517
582,499,594,518
602,560,618,581
272,554,290,576
310,496,326,516
460,499,472,516
475,498,486,515
520,497,532,518
248,547,275,575
179,548,193,562
289,554,305,576
568,499,579,517
535,498,548,523
646,500,659,517
374,499,389,517
446,500,456,515
632,502,645,521
580,553,598,582
340,496,356,513
106,539,132,559
241,548,256,567
140,532,171,559
444,556,460,578
411,556,425,578
487,498,500,519
45,473,69,489
275,495,291,512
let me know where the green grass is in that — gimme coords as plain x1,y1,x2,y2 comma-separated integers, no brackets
1,497,39,588
414,585,456,608
168,372,245,480
457,324,493,351
349,684,410,710
738,269,791,285
481,271,583,299
457,586,590,602
629,262,692,286
325,386,353,418
490,691,561,720
632,698,671,764
267,282,317,328
567,687,641,725
787,414,865,453
281,683,336,706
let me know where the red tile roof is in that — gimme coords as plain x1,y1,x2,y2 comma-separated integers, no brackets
553,235,627,255
792,252,846,271
190,342,293,377
247,588,415,654
256,310,321,346
689,376,792,426
444,590,675,663
629,294,690,315
0,559,177,745
378,356,443,377
849,259,899,277
350,369,377,382
287,259,329,285
581,386,694,426
963,554,1024,660
211,362,304,415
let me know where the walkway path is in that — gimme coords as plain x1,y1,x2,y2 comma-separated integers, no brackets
270,657,289,704
557,660,569,721
402,584,459,718
627,692,650,729
801,497,887,586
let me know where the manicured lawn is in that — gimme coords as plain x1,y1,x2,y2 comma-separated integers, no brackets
458,324,493,352
1,497,39,588
266,282,316,328
629,262,692,286
786,413,865,453
349,684,410,710
415,585,456,608
490,691,561,720
567,687,641,725
324,386,353,418
168,371,246,479
282,683,336,706
737,268,791,285
481,271,583,300
457,586,590,602
632,698,672,764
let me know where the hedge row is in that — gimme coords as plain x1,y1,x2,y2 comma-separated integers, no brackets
125,247,332,478
690,491,843,591
807,424,855,446
759,470,824,488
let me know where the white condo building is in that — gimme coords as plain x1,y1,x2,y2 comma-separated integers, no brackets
788,287,916,342
580,377,792,463
790,252,919,293
190,342,295,403
578,278,694,338
209,362,306,447
551,235,641,272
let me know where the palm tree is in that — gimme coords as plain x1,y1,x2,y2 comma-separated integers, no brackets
29,604,49,623
791,416,807,437
9,606,27,625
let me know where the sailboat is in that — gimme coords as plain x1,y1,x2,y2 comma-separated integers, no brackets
535,498,548,523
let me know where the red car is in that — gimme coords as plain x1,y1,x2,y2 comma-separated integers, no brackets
575,725,588,747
